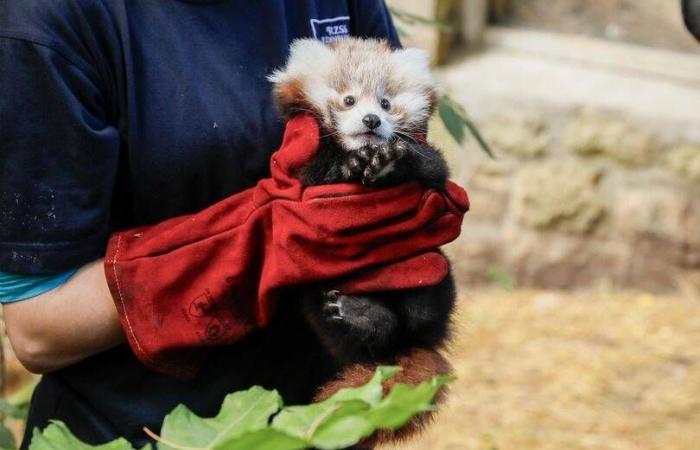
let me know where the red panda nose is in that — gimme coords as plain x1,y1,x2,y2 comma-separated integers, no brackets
362,114,381,130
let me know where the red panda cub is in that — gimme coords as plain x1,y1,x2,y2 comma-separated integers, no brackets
268,38,456,448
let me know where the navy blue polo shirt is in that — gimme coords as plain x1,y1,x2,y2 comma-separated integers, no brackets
0,0,399,447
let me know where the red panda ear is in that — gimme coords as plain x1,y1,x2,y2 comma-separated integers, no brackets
390,48,433,84
269,38,335,119
271,76,318,119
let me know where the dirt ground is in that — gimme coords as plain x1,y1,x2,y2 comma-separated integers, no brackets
4,289,700,449
382,289,700,450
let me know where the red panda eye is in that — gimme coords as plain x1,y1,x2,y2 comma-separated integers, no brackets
343,96,356,106
380,98,391,110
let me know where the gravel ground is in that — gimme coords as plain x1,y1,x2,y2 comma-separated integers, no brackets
382,289,700,450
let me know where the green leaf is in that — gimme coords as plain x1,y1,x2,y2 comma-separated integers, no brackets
438,97,465,144
211,429,307,450
271,367,401,449
0,422,16,449
363,375,454,430
462,115,496,159
158,386,282,450
438,95,496,158
273,400,370,450
323,366,400,406
23,368,453,450
28,421,142,450
271,367,450,450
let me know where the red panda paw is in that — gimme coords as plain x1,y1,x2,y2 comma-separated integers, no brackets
313,348,453,449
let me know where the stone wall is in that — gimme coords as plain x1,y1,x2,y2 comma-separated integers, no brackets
434,108,700,292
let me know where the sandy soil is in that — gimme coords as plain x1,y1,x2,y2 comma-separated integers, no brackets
382,289,700,450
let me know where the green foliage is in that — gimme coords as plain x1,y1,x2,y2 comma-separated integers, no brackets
29,422,145,450
24,368,451,450
156,386,286,450
439,96,495,158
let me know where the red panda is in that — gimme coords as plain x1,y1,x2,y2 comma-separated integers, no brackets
263,38,457,449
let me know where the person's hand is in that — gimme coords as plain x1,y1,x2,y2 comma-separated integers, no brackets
104,114,468,379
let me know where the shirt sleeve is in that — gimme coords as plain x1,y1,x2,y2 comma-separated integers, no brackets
0,269,78,303
0,36,119,275
348,0,402,48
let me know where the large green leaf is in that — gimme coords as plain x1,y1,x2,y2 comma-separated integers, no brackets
158,386,282,450
310,374,453,449
363,375,454,430
25,368,453,450
28,421,142,450
322,366,399,406
211,429,307,450
270,368,452,450
271,366,401,449
273,400,370,450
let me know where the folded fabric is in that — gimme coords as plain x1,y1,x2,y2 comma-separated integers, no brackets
104,114,469,379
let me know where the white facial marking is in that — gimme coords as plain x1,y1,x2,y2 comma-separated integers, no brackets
335,94,395,150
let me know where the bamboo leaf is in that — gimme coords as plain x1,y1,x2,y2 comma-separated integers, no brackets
439,95,496,158
439,97,466,144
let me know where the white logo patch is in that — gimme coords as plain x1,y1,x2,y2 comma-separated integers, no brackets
310,16,350,44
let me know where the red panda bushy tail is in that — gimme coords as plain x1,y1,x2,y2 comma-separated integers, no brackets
313,348,452,449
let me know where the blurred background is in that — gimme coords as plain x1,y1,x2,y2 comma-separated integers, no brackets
382,0,700,449
1,1,699,449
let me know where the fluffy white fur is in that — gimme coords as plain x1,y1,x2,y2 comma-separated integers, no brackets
269,38,438,150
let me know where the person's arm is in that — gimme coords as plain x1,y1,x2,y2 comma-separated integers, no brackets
3,260,124,373
0,27,121,372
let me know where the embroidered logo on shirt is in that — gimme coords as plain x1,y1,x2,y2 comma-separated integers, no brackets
310,16,350,43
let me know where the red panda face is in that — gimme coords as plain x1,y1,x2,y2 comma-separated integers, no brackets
269,38,438,151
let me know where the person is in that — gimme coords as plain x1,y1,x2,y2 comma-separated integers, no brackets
0,1,465,448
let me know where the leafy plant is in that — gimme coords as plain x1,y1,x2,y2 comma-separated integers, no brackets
24,368,451,450
438,95,495,158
